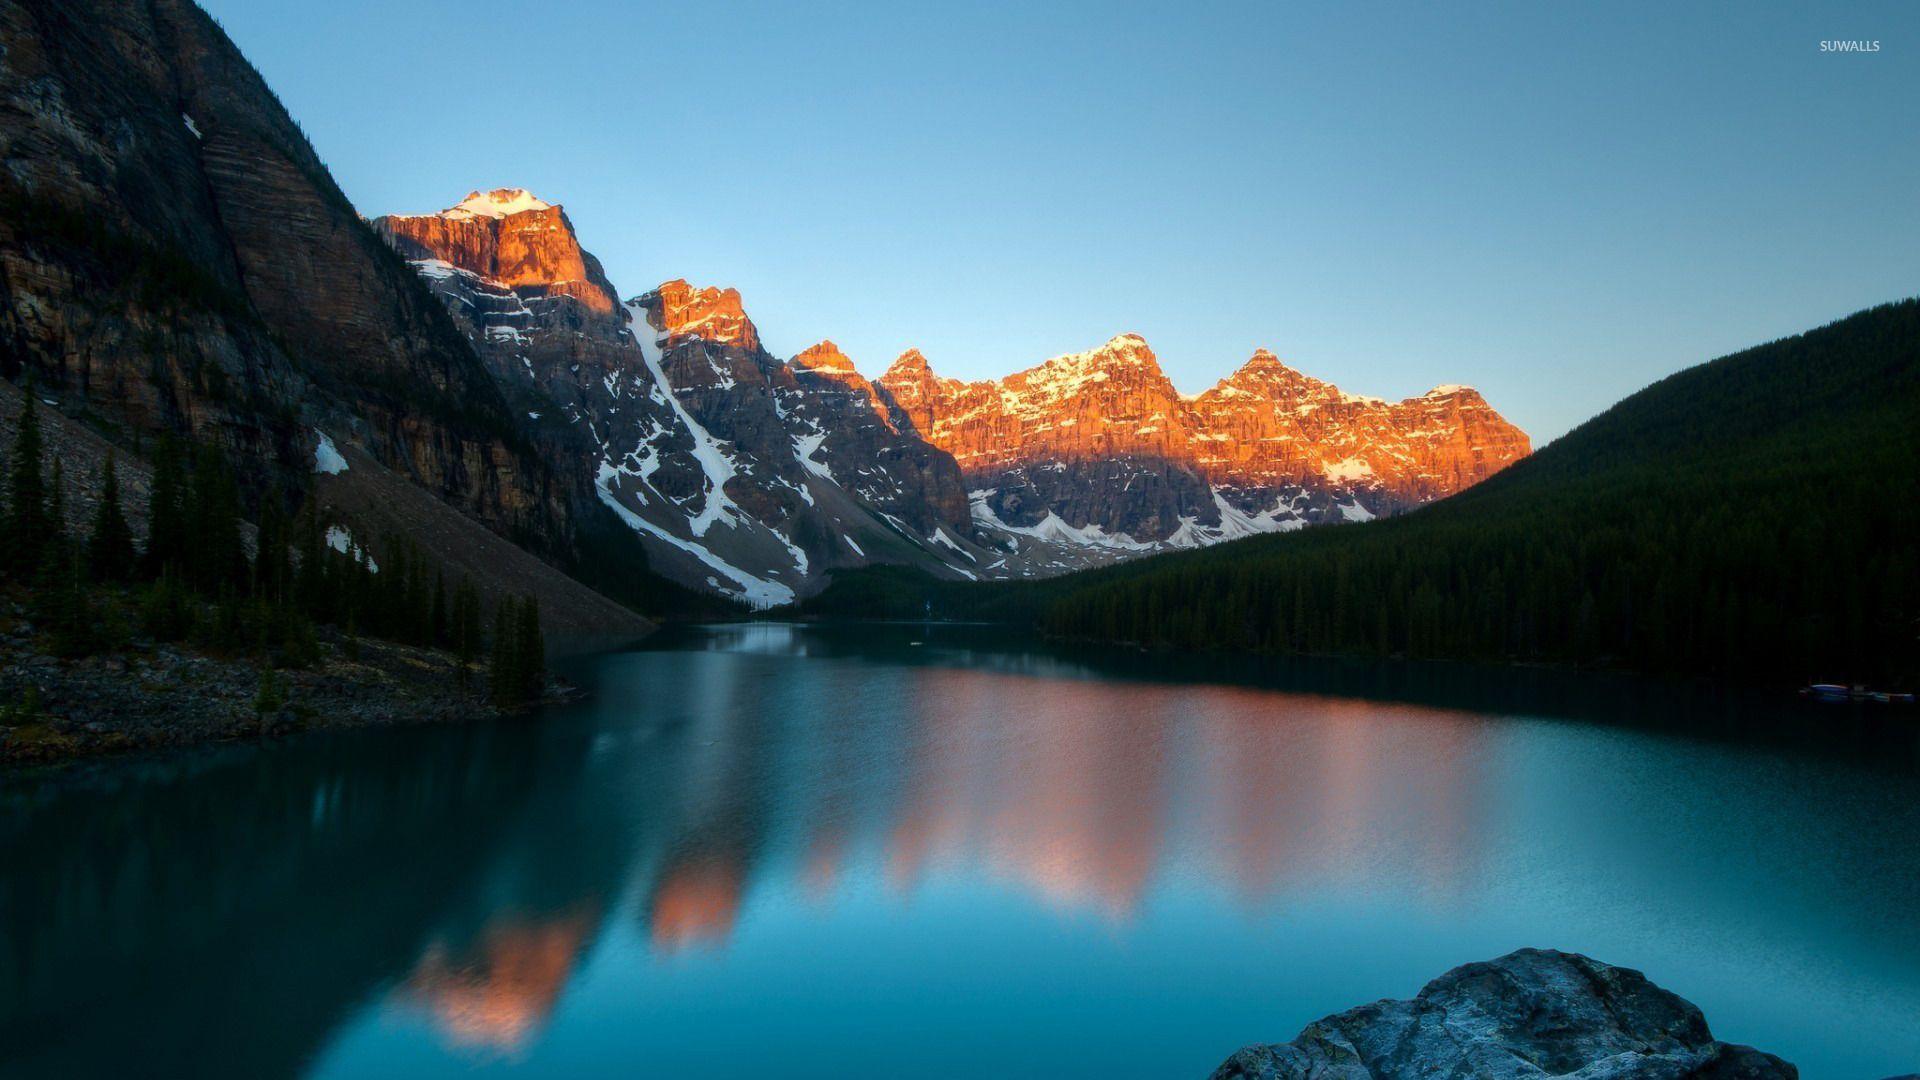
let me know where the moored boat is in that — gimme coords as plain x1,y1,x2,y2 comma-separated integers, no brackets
1799,683,1917,704
1799,683,1851,702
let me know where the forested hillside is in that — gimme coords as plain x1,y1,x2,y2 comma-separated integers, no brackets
1040,300,1919,682
812,300,1920,685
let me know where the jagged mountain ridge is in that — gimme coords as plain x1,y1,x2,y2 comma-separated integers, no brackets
376,194,998,607
875,334,1531,547
375,189,1528,602
0,0,1524,618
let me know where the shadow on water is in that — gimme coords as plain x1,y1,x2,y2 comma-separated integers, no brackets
0,717,632,1077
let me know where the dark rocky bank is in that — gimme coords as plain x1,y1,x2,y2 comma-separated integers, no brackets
0,601,574,767
1212,949,1801,1080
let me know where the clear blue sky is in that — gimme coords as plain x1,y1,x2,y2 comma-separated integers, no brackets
201,0,1916,442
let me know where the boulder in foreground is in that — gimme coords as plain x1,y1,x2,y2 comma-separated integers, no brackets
1211,948,1795,1079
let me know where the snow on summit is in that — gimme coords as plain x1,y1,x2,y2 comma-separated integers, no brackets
441,188,553,220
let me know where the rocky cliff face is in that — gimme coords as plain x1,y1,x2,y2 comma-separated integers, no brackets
1189,350,1531,512
0,0,566,551
880,334,1217,544
654,279,759,350
377,190,619,314
1211,949,1795,1080
877,335,1530,547
611,287,991,603
374,193,989,605
782,340,969,534
372,191,651,525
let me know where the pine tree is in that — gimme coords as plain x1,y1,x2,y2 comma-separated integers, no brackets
208,586,246,653
37,548,95,658
86,450,137,583
143,433,190,580
452,576,481,687
488,601,516,706
142,570,195,642
5,391,50,580
431,570,448,647
253,483,289,603
515,594,545,702
253,665,286,715
44,457,66,563
188,441,244,593
293,503,328,621
279,606,319,668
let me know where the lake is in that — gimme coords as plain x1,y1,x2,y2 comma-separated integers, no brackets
3,623,1917,1078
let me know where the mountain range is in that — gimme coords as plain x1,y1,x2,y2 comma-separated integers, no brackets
372,188,1528,606
0,0,1524,618
0,0,1908,679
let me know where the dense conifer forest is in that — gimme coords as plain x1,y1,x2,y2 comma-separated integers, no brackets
807,300,1920,685
0,393,550,711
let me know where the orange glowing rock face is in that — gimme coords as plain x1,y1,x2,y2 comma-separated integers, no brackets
791,339,857,374
652,279,760,350
876,337,1531,510
374,189,618,314
395,908,598,1054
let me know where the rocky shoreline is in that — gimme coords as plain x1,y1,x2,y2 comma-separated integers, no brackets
1211,949,1796,1080
0,617,563,767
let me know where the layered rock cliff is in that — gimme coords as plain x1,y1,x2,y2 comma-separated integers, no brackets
876,335,1530,546
0,0,572,554
1211,949,1795,1080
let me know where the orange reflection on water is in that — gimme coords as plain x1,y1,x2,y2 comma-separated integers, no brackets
647,855,745,952
1185,689,1488,905
383,642,1492,1061
877,668,1487,921
395,907,598,1055
879,667,1171,921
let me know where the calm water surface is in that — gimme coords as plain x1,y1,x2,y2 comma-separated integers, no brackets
3,624,1918,1078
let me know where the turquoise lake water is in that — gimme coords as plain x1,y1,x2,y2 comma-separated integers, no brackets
3,623,1917,1078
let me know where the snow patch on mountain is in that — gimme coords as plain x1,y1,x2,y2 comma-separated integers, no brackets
792,429,834,481
594,461,794,608
312,431,348,475
1208,488,1308,540
324,525,377,572
1322,456,1374,482
628,302,744,538
969,491,1154,551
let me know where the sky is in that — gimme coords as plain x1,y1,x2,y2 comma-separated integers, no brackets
199,0,1917,443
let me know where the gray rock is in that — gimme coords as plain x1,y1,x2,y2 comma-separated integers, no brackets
1210,949,1795,1080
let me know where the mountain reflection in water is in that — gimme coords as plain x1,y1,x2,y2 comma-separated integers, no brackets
2,622,1917,1079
